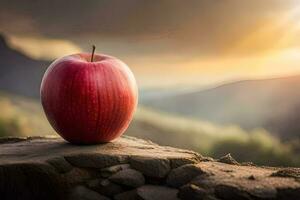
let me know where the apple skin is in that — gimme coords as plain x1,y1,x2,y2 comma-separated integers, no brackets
40,53,138,144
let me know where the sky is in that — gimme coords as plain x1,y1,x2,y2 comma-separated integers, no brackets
1,0,300,89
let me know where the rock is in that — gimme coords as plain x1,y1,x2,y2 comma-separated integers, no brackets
130,156,170,178
109,168,145,187
47,156,73,173
178,184,208,200
217,153,239,165
86,179,101,188
100,164,130,178
144,176,165,185
271,168,300,179
169,157,201,169
241,162,255,166
68,185,110,200
200,156,215,162
277,187,300,200
114,190,138,200
166,164,207,187
137,185,179,200
215,182,277,200
87,178,124,197
203,196,220,200
65,153,128,169
0,162,66,200
62,168,92,185
247,185,277,199
189,161,300,200
215,184,251,200
0,136,300,200
0,135,199,164
0,136,27,144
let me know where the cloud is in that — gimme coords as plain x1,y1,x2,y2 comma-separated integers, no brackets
1,0,300,88
0,0,299,56
6,35,82,60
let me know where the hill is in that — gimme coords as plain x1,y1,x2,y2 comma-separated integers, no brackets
1,34,299,140
0,34,50,98
142,76,300,140
0,34,299,166
0,91,299,167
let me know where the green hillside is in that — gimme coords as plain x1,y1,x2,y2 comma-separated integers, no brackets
142,75,300,140
0,92,299,167
0,92,53,137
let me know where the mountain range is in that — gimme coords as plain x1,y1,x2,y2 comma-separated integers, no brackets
142,76,300,140
1,33,300,140
0,34,50,98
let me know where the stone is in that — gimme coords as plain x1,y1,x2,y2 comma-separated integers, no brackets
46,156,73,173
271,168,300,179
169,157,200,169
137,185,179,200
215,184,250,200
277,187,300,200
100,164,130,178
190,161,300,200
217,153,239,165
241,162,255,166
68,185,110,200
87,178,124,197
62,168,92,185
203,196,221,200
114,190,138,200
109,168,145,187
0,135,199,165
166,164,207,187
0,136,300,200
65,153,128,169
0,136,27,144
144,176,165,185
178,184,208,200
86,179,102,189
0,162,66,200
200,156,215,162
247,185,277,199
130,156,170,178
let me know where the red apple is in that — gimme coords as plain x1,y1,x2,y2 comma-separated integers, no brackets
40,47,138,144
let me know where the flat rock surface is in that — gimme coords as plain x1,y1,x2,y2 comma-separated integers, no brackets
0,135,299,200
0,135,200,164
189,162,300,198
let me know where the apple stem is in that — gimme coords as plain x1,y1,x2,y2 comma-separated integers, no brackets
91,45,96,62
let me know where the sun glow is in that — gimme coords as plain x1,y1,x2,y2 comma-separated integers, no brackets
3,3,300,89
6,35,82,60
229,4,300,54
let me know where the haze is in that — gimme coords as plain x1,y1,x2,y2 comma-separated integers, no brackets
1,0,300,88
